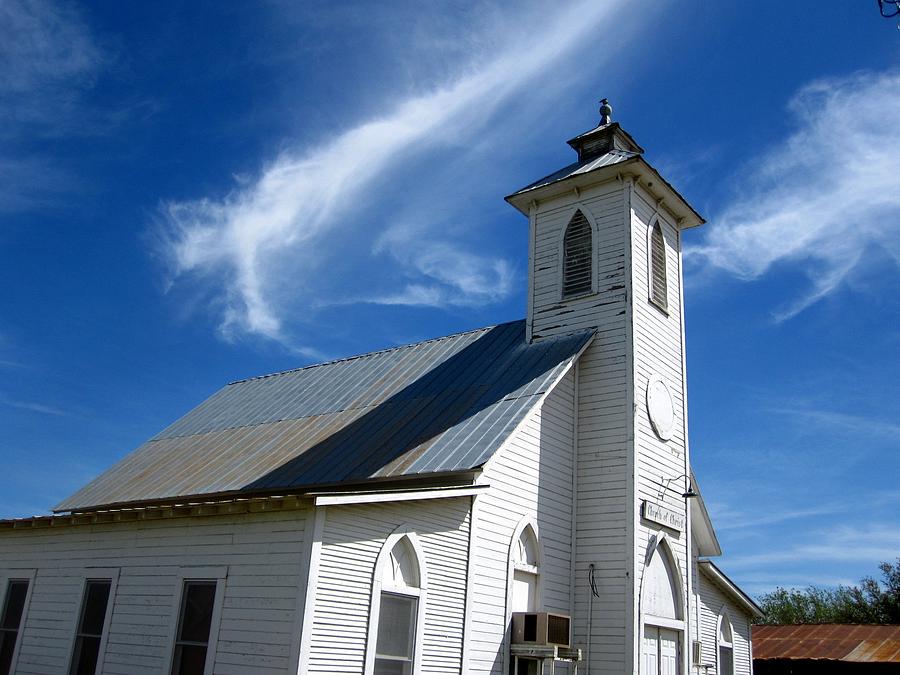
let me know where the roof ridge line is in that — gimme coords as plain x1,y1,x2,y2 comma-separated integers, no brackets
227,320,519,385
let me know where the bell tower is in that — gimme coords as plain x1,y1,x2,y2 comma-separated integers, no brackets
506,100,704,674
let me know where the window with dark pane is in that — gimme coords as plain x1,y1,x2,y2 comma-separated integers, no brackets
650,222,667,309
562,210,592,298
374,593,417,675
171,581,217,675
69,580,112,675
0,579,29,675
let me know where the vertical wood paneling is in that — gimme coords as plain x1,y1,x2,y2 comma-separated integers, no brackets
0,510,308,675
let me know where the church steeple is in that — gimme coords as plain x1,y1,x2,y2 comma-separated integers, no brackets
504,98,706,674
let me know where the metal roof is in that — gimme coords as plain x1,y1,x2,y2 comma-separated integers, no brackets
753,624,900,663
56,320,593,512
507,148,640,196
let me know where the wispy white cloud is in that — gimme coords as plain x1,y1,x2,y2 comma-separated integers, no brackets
361,223,515,308
0,0,102,115
0,0,105,211
0,397,67,417
161,0,634,345
715,503,846,532
770,406,900,441
688,70,900,320
725,523,900,570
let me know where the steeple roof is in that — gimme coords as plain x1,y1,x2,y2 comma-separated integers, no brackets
506,99,705,229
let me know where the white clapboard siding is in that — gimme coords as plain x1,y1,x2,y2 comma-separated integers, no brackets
530,178,632,673
527,174,697,673
469,368,575,675
630,181,690,669
697,571,753,675
305,499,470,675
0,509,308,675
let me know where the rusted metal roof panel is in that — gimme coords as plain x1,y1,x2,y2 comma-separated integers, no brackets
753,625,900,662
56,320,592,512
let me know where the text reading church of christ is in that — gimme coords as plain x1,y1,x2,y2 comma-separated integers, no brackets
0,101,760,675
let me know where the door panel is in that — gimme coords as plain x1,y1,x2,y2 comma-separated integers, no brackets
642,626,659,675
659,629,678,675
642,625,680,675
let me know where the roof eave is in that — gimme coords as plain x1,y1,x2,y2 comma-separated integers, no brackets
55,469,482,515
505,156,641,214
699,559,764,618
690,471,723,557
506,156,705,229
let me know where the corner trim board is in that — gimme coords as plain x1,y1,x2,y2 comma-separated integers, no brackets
296,506,327,673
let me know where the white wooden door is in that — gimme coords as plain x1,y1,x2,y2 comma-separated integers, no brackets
659,628,678,675
642,625,679,675
642,626,659,675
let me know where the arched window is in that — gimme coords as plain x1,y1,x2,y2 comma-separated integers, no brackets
511,525,540,612
368,535,425,675
718,612,734,675
562,210,592,298
649,221,667,310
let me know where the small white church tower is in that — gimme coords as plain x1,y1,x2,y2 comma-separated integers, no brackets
507,99,705,674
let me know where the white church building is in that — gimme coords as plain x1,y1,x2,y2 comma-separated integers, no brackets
0,102,761,675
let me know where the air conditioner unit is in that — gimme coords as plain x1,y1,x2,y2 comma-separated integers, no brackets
511,612,571,648
692,640,702,665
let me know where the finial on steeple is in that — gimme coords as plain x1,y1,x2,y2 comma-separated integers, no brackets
599,98,612,125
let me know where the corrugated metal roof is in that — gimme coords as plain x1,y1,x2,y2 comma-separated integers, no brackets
56,320,593,512
753,624,900,662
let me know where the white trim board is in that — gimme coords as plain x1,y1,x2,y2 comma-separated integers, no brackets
312,484,488,506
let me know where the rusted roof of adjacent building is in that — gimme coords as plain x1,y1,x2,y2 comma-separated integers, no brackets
55,320,593,513
753,624,900,663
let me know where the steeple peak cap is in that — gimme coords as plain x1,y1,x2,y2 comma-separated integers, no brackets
566,121,643,162
566,99,643,162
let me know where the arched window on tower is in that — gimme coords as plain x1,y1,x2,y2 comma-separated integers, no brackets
649,221,668,310
562,210,592,298
718,612,734,675
369,535,424,675
511,525,540,612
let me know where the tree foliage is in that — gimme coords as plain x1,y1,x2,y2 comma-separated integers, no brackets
756,559,900,625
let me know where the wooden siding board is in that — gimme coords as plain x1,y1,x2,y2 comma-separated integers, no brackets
469,370,576,675
0,509,307,675
697,570,753,675
305,499,470,675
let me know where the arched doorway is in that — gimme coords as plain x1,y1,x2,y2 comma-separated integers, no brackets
640,539,684,675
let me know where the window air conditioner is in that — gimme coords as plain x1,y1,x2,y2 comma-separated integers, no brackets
511,612,571,648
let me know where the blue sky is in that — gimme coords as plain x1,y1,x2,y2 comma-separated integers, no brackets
2,0,899,598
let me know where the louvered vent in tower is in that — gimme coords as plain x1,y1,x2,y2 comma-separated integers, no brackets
650,221,667,309
562,210,592,298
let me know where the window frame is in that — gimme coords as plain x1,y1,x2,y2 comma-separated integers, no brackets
505,517,544,622
558,206,597,301
0,569,35,675
365,528,428,675
647,217,669,314
716,609,735,675
510,522,541,614
67,568,119,675
164,567,227,675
